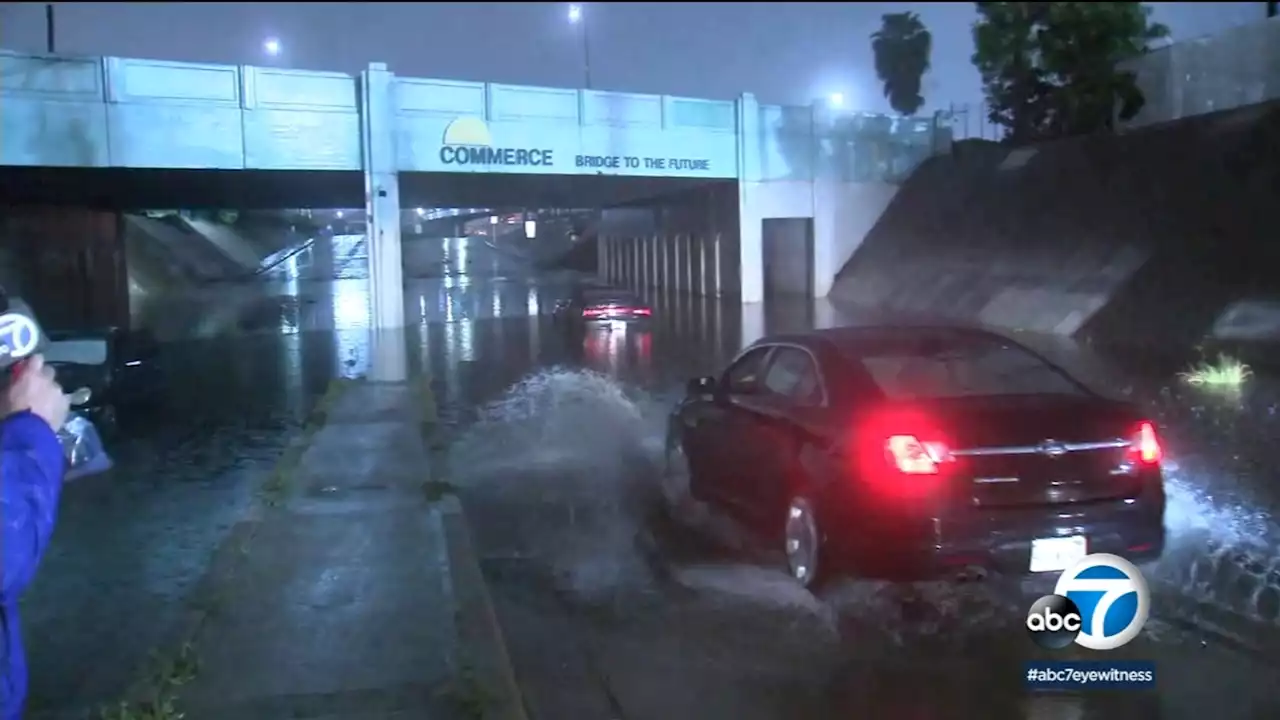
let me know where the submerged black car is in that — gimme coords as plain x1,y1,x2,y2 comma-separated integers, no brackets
44,327,165,433
552,284,652,331
665,325,1166,589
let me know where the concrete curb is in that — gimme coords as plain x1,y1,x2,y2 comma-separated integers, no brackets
438,497,530,720
417,375,529,720
111,377,354,715
1152,588,1280,664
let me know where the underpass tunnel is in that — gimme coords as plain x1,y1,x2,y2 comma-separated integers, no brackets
595,181,741,303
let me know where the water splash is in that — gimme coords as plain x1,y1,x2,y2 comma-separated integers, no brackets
1154,468,1280,625
450,368,668,601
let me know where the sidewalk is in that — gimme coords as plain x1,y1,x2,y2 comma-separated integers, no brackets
146,380,523,720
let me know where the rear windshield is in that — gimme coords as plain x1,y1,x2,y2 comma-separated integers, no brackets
859,334,1082,399
583,290,638,305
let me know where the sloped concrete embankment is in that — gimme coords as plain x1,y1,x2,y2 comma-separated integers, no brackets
125,214,319,297
123,215,241,294
830,100,1280,349
181,216,317,277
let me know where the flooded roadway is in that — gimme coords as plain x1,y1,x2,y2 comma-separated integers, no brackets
20,232,1280,719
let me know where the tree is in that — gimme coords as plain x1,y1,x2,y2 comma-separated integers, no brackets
972,2,1055,142
871,12,933,116
971,2,1169,142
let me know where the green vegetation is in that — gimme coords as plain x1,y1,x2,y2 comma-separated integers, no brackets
258,378,350,505
971,2,1168,142
98,643,200,720
441,662,491,719
870,12,933,116
1179,354,1252,388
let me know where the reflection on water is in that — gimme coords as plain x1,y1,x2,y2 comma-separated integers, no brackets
133,230,896,405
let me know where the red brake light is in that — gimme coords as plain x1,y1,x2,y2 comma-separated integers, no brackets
582,306,605,317
885,434,951,475
854,408,954,496
1133,421,1162,465
631,307,651,316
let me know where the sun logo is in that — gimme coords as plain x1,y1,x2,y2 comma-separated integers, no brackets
441,117,493,148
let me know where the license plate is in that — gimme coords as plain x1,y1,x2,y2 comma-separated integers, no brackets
608,320,627,330
1029,536,1088,573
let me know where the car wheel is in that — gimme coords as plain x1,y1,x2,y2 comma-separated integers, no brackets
662,441,693,507
784,494,826,590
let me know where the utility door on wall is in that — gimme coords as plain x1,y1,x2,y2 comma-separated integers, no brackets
761,217,814,300
761,218,815,334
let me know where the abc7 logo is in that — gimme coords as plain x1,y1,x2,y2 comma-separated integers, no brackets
1026,553,1150,651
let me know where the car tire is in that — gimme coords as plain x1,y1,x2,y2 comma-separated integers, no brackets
783,493,829,591
662,441,695,508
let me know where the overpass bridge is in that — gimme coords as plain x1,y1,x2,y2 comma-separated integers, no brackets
0,49,942,351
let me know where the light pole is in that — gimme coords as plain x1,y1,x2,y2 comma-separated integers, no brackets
45,4,55,54
568,4,592,89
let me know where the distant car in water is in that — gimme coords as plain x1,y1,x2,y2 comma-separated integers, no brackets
44,327,166,434
664,325,1166,590
552,284,652,332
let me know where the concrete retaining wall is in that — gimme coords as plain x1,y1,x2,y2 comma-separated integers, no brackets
830,99,1280,348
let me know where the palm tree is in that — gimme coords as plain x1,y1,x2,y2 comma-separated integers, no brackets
871,12,933,116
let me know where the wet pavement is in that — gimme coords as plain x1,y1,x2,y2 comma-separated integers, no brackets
20,231,1280,718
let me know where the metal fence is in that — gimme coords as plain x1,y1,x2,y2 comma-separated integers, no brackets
1120,16,1280,129
938,101,1007,142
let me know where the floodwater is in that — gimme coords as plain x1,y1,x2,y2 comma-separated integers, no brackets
20,232,1280,719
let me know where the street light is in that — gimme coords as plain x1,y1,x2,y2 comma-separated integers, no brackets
567,4,592,89
828,92,845,109
263,37,281,57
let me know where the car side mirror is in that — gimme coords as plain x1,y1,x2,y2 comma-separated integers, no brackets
687,375,717,398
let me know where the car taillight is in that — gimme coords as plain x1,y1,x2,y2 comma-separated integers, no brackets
631,307,651,316
1132,421,1162,465
885,434,952,475
582,306,606,317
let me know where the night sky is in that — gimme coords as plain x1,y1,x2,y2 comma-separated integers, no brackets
0,2,1266,112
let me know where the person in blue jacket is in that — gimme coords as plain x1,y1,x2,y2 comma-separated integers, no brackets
1,353,71,720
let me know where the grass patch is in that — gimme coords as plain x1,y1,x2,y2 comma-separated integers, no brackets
1178,354,1252,387
99,643,200,720
257,377,354,506
439,662,491,720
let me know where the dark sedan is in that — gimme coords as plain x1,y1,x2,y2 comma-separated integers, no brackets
44,327,166,434
552,285,652,331
664,325,1166,590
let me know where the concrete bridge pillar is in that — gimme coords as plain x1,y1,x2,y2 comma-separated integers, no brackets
631,237,642,289
640,236,651,288
360,62,406,381
623,237,634,287
709,234,723,298
658,237,670,294
645,235,656,289
690,235,705,296
672,235,685,293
